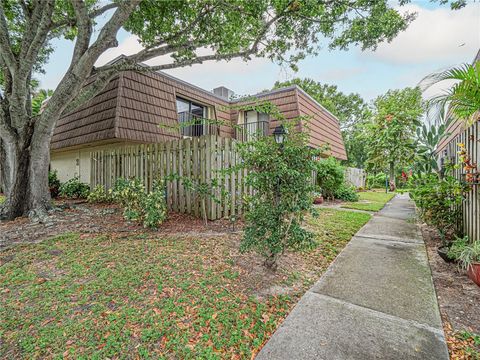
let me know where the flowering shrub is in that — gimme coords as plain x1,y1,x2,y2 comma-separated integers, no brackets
457,142,479,184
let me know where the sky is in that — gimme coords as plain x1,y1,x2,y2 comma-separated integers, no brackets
39,1,480,103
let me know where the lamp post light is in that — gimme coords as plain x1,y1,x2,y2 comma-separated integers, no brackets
273,125,286,206
273,124,286,147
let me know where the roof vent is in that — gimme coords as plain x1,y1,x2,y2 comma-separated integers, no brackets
212,86,234,100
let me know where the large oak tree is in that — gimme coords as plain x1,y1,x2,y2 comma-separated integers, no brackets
0,0,460,220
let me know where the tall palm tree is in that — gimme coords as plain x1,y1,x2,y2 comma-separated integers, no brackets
421,61,480,126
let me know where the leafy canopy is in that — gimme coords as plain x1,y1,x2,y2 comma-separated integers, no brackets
365,87,424,173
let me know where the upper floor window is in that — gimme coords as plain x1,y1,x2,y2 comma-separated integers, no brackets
176,97,207,137
236,111,269,141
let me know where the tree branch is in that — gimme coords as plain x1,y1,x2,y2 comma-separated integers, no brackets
50,2,119,29
0,2,17,72
71,0,93,64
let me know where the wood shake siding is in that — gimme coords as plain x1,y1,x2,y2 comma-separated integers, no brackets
296,89,347,160
231,88,300,134
52,70,346,161
51,76,119,150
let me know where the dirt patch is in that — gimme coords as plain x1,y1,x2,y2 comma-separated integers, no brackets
422,224,480,334
0,200,240,251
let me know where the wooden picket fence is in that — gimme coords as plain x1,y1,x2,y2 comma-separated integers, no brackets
443,120,480,241
345,167,366,188
90,135,250,220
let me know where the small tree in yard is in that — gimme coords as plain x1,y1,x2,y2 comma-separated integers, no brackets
236,122,320,270
1,0,450,221
365,87,424,190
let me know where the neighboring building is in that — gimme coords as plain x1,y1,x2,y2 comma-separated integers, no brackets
50,69,346,183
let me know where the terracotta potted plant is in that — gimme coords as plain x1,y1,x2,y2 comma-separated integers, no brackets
313,191,324,205
449,237,480,287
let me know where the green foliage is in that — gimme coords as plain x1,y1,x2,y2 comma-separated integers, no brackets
59,177,90,199
447,236,480,270
422,62,480,126
410,172,467,242
447,235,469,260
365,87,424,185
236,123,320,269
366,173,388,189
87,184,113,203
414,118,452,173
316,157,345,200
112,178,167,229
48,170,61,198
31,89,53,116
334,184,359,202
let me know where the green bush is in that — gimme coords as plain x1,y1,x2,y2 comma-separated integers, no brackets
410,173,467,241
59,177,90,199
99,178,168,229
366,173,387,189
236,124,319,269
448,236,480,271
48,170,61,198
87,185,113,203
316,157,345,200
334,184,359,202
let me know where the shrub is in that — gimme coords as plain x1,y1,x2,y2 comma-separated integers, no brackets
366,173,387,189
316,157,345,200
109,178,167,229
447,236,469,260
59,177,90,198
410,173,467,242
48,170,61,198
334,184,359,202
87,185,113,203
236,125,319,269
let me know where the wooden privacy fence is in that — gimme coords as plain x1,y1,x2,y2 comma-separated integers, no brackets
443,120,480,241
90,135,250,220
345,167,366,188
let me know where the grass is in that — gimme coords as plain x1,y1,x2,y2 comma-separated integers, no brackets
341,191,395,212
0,208,370,359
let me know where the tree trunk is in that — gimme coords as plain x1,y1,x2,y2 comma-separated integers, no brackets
389,161,396,192
0,122,51,221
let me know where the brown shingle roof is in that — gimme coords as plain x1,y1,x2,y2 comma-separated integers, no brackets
52,69,346,160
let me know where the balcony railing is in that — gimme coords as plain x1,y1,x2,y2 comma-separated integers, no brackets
235,121,269,142
178,112,219,137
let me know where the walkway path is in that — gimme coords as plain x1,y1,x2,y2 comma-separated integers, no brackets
257,193,449,360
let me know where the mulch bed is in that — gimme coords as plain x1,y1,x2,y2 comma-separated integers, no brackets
0,200,240,251
422,224,480,358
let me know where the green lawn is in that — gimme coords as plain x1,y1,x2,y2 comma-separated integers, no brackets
0,209,370,359
341,191,395,212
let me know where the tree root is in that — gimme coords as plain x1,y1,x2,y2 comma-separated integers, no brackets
27,207,51,224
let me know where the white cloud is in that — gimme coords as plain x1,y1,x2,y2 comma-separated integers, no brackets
362,3,480,65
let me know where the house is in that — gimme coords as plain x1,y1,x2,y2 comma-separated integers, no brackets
50,69,347,183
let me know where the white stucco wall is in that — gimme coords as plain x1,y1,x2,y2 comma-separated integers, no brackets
50,142,134,184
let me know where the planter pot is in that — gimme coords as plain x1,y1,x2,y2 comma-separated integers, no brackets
313,196,324,205
467,263,480,287
437,246,455,263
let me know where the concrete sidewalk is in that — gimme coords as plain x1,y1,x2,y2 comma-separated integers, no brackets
257,194,448,360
